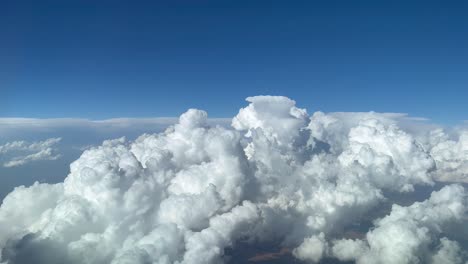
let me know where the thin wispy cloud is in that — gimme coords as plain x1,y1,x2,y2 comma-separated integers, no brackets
0,138,62,168
0,117,229,129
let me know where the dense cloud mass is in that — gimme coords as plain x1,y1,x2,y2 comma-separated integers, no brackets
0,96,467,264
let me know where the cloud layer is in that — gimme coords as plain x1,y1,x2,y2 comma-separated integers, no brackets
0,96,466,264
0,138,62,167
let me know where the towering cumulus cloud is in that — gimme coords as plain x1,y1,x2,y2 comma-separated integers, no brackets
0,96,466,264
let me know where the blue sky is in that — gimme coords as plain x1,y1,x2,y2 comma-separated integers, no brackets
1,0,467,123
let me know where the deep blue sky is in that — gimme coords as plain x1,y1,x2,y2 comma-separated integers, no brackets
1,0,467,122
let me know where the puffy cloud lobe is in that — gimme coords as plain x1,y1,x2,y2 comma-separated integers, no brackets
180,201,260,264
0,96,467,264
293,233,328,263
158,184,223,230
0,182,63,247
0,138,61,167
232,96,309,147
431,238,465,264
331,184,467,264
338,119,435,192
426,129,468,183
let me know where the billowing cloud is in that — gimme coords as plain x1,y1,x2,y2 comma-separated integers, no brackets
0,96,466,264
331,184,467,264
0,138,62,167
425,129,468,183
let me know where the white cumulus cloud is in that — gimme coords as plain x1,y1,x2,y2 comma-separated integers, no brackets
332,184,467,264
0,96,466,264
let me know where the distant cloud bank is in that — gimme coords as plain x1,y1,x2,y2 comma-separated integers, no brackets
0,117,228,134
0,96,466,264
